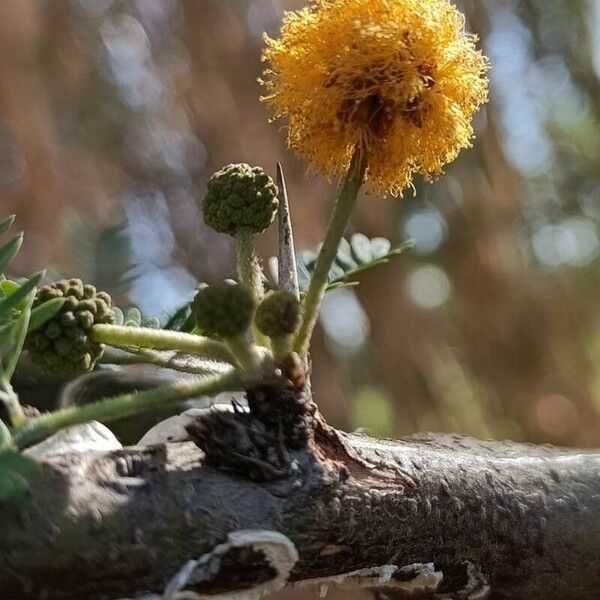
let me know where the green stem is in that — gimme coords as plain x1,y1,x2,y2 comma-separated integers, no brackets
236,227,269,346
236,227,264,304
271,335,292,363
91,324,234,363
4,291,35,384
99,347,230,376
0,382,25,428
224,336,261,371
293,146,367,356
13,370,241,450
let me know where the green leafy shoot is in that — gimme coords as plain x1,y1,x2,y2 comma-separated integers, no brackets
0,234,23,279
1,291,34,383
0,272,44,321
112,305,161,329
0,219,49,426
26,297,65,332
164,303,196,333
0,215,22,280
0,215,16,239
168,235,413,334
295,234,412,292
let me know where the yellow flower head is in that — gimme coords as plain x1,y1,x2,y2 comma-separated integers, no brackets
261,0,489,196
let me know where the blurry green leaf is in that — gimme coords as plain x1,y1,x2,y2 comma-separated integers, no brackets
112,307,124,326
0,289,35,382
0,280,20,297
335,238,358,270
0,215,16,239
165,299,198,332
0,448,39,507
369,237,392,259
0,279,29,315
113,305,162,329
144,316,161,329
0,272,43,320
66,217,137,296
28,298,64,332
0,419,11,449
124,306,142,327
0,233,24,278
350,233,373,264
296,236,412,292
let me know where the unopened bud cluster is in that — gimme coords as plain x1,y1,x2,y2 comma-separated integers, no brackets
203,163,278,235
193,282,255,338
26,279,115,377
255,291,300,338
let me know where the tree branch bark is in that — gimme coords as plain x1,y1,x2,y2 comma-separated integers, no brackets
1,424,599,600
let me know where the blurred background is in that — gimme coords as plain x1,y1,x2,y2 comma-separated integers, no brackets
1,0,599,452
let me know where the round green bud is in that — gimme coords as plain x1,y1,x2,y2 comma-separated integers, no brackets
255,291,300,338
193,282,255,338
25,278,115,378
203,163,279,235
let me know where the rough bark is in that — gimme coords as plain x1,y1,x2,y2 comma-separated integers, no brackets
1,419,599,600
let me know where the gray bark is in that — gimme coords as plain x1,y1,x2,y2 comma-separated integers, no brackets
1,427,599,600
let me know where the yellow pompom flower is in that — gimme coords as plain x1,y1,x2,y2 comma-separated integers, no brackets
261,0,489,196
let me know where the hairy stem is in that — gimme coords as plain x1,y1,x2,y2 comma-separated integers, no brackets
91,325,234,363
271,335,292,363
293,146,367,356
0,382,25,428
99,347,230,376
12,370,241,449
236,227,269,347
224,336,261,371
236,228,264,305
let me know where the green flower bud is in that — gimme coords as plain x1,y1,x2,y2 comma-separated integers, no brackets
25,278,115,378
193,282,255,338
255,291,300,338
203,163,279,235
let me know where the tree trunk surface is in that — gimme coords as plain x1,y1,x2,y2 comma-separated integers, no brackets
1,417,600,600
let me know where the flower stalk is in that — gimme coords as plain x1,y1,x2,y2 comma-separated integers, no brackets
91,324,234,364
293,146,368,356
236,227,270,347
236,227,264,305
223,335,261,372
13,370,241,450
99,347,231,376
0,383,25,429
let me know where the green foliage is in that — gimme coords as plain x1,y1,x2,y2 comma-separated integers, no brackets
297,234,412,292
0,272,44,320
167,235,410,336
112,305,160,329
164,303,196,333
27,298,66,333
66,217,137,297
0,232,23,277
0,216,53,384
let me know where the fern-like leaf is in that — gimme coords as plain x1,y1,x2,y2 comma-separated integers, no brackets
112,305,161,329
295,234,412,292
